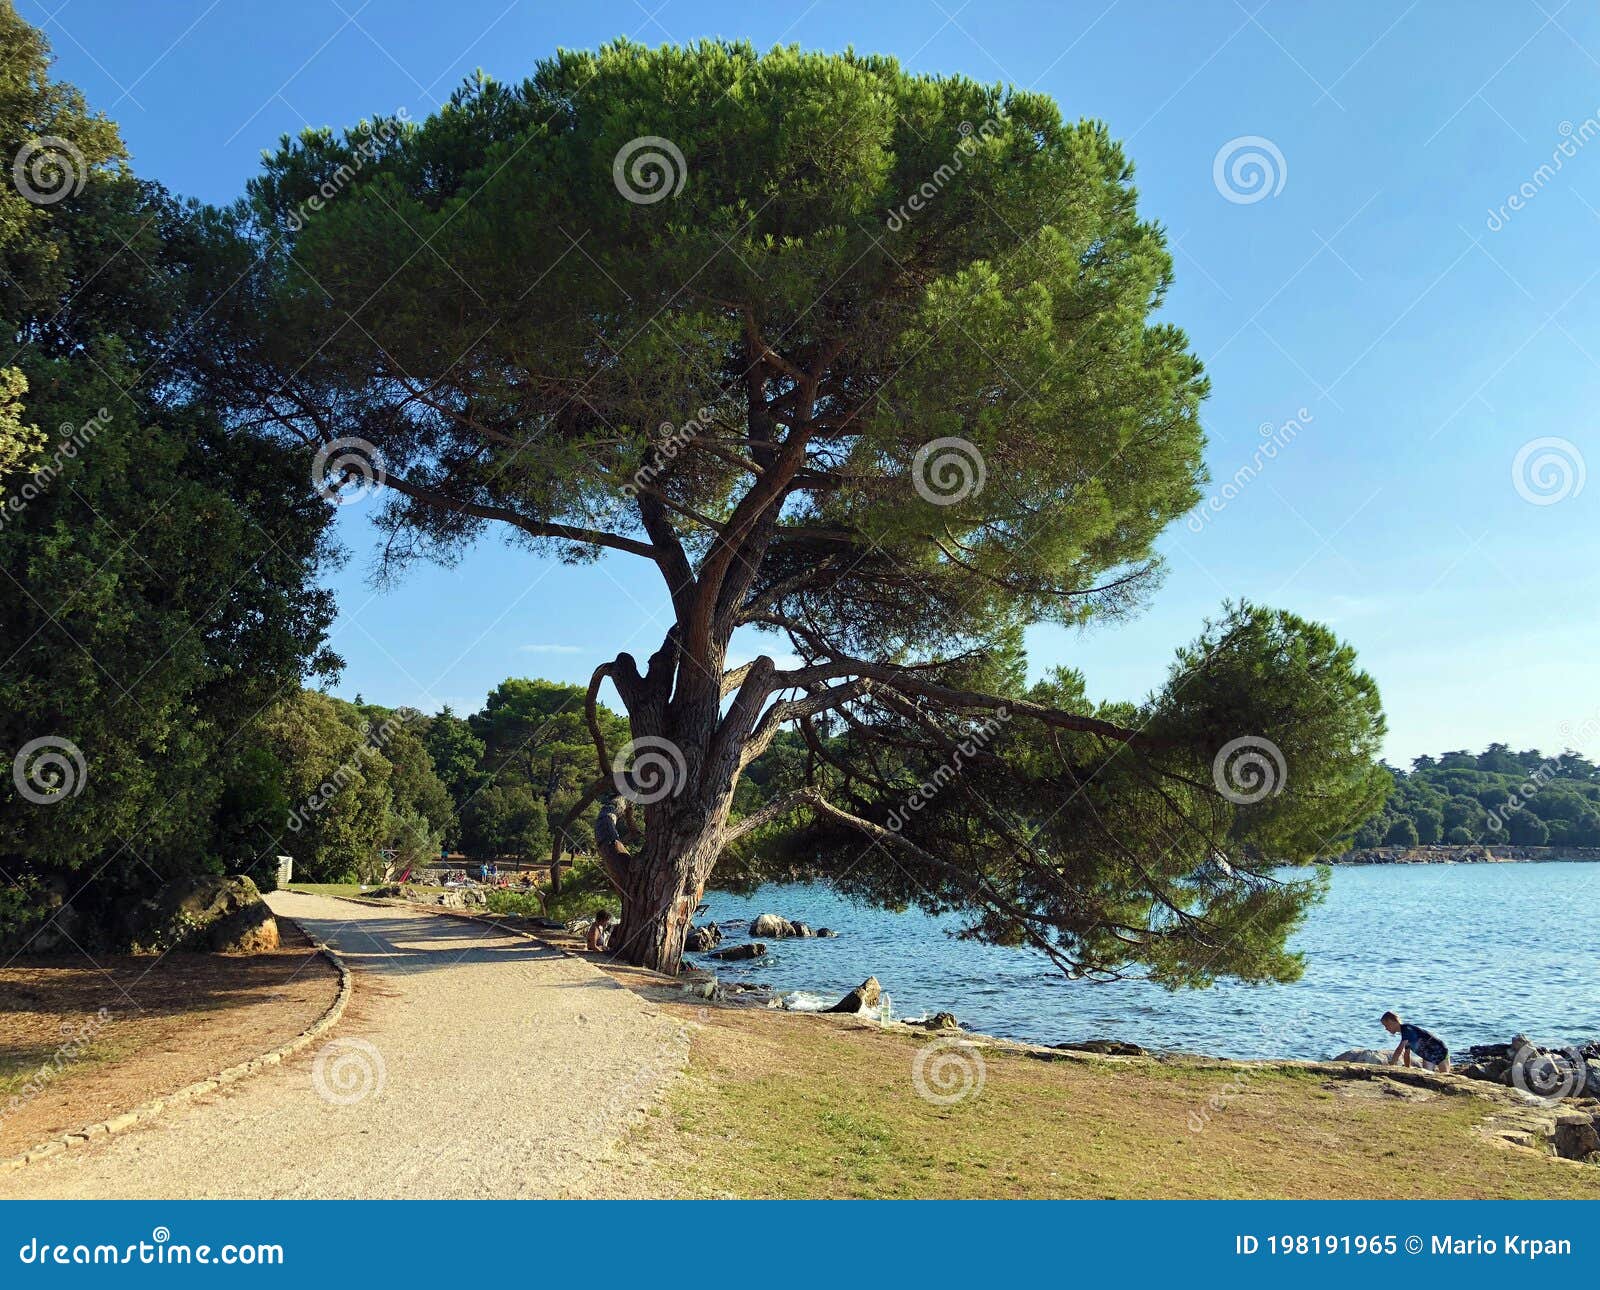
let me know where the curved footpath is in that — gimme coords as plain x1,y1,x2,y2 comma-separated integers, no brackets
0,892,689,1199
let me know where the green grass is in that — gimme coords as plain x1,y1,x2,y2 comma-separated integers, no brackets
483,888,545,918
282,882,365,897
0,1038,129,1098
636,1008,1600,1200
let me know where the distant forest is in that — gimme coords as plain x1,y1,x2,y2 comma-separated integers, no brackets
1347,745,1600,850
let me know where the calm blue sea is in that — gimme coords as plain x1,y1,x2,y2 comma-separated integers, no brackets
695,862,1600,1059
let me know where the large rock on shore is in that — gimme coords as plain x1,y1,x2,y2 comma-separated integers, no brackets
685,923,722,952
825,976,881,1014
710,942,767,961
1058,1038,1147,1057
750,913,815,938
1332,1048,1392,1065
1553,1114,1600,1160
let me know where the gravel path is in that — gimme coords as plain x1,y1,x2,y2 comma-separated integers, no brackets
2,892,689,1199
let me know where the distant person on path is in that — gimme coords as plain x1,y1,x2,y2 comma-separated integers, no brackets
1382,1011,1451,1072
586,910,614,953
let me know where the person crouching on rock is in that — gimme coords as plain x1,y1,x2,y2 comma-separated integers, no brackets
586,909,615,953
1382,1011,1451,1072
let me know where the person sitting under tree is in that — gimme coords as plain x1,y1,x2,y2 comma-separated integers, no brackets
1382,1010,1451,1072
586,910,615,953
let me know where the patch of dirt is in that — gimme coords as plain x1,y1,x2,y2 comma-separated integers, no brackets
0,920,339,1156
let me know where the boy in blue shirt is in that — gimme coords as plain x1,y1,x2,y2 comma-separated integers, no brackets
1381,1011,1451,1072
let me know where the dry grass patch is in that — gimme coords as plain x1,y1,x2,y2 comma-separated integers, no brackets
0,921,340,1156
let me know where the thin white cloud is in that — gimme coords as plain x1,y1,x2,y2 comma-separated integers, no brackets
519,644,585,654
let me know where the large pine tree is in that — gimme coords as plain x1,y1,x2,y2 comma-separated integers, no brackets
191,42,1386,977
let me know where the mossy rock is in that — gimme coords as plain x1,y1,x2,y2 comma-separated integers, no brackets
132,874,279,954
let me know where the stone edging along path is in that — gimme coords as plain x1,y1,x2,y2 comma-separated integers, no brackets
0,929,353,1174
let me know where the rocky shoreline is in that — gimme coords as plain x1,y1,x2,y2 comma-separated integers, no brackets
1331,843,1600,864
676,909,1600,1161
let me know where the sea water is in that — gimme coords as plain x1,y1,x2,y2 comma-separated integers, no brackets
695,862,1600,1058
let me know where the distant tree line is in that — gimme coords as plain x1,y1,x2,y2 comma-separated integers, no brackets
1348,744,1600,849
220,678,632,888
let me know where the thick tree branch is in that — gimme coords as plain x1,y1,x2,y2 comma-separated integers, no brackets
380,470,660,560
765,657,1161,748
722,786,825,844
584,662,617,780
741,678,874,767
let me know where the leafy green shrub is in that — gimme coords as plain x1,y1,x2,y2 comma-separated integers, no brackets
483,859,619,925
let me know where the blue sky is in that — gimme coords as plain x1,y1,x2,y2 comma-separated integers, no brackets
30,0,1600,763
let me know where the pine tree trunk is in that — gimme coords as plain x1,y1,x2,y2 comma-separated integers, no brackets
614,803,722,975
